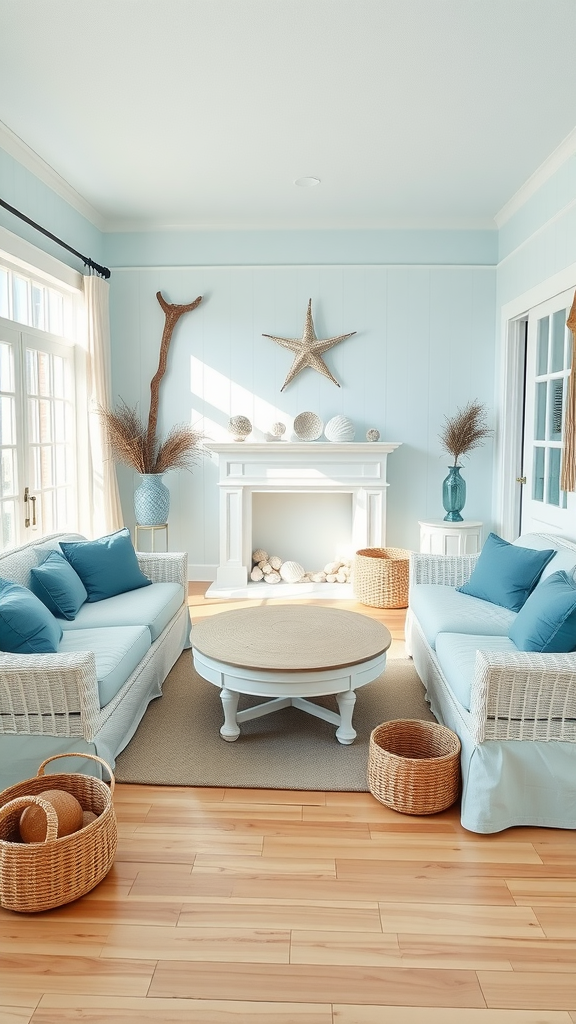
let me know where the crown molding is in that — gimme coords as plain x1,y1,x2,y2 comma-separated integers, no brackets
0,120,105,232
495,126,576,228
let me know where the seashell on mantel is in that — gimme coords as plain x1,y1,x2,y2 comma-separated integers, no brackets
228,415,252,441
324,414,355,443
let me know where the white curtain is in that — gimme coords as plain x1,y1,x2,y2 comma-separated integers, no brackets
83,274,124,535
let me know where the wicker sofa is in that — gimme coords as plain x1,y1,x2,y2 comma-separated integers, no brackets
0,532,190,790
406,532,576,834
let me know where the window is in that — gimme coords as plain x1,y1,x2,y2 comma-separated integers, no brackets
0,258,82,550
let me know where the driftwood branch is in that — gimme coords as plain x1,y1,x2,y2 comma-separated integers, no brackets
145,291,202,468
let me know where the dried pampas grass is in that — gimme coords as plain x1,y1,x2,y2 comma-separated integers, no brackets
438,401,492,465
101,400,204,474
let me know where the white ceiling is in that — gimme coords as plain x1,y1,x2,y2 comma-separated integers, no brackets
1,0,576,231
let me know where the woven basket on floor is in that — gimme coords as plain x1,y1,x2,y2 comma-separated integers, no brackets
367,719,461,815
353,547,410,608
0,753,117,913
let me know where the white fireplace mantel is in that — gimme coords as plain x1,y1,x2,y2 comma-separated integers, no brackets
206,441,401,590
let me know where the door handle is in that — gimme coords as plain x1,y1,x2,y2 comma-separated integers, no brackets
23,487,37,528
516,477,527,484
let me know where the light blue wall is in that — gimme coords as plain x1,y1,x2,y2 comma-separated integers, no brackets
0,146,103,271
497,151,576,308
109,261,497,565
1,142,499,566
105,227,498,268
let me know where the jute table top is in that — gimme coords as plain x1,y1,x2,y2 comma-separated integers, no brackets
191,605,391,673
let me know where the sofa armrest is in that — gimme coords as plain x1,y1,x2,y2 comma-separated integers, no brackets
0,651,101,741
409,551,480,588
136,550,188,591
470,649,576,744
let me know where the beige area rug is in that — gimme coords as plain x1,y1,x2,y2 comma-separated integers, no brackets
115,644,436,791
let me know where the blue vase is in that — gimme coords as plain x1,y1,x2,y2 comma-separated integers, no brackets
134,474,170,525
442,465,466,522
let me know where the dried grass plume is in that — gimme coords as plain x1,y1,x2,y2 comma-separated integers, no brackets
438,401,492,465
100,400,205,475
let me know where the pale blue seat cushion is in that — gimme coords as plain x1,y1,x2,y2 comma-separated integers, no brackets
59,625,151,707
435,632,518,711
60,582,184,642
410,584,516,650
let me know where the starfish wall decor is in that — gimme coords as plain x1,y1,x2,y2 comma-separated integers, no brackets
263,299,356,391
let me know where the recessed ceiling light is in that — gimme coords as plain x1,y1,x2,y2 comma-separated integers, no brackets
294,176,321,187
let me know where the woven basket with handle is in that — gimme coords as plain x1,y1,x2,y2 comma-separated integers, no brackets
367,719,461,815
353,547,410,608
0,753,117,913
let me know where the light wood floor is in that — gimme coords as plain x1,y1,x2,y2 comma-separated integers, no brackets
2,584,575,1024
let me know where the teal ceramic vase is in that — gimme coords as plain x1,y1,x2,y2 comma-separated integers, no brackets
134,473,170,525
442,465,466,522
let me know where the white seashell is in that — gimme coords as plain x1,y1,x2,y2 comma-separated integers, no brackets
228,415,252,441
336,570,348,583
324,560,343,574
260,562,272,574
293,411,323,441
279,560,305,583
264,571,281,584
366,428,380,442
310,572,327,583
251,566,264,581
252,549,268,564
270,422,286,437
326,573,338,583
269,555,282,570
324,414,355,443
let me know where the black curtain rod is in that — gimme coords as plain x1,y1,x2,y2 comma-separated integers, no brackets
0,198,111,280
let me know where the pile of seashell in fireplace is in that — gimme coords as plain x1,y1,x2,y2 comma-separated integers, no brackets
250,549,352,585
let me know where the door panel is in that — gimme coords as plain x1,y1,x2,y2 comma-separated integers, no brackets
0,317,77,548
521,289,576,535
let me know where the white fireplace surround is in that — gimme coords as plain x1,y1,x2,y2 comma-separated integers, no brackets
205,441,401,597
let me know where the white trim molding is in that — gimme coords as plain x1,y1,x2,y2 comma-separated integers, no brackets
0,120,105,231
495,126,576,228
0,225,83,292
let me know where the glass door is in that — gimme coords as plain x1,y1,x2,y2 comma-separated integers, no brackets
0,317,77,548
521,289,576,534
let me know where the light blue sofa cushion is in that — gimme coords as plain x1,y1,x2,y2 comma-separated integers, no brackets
458,532,555,612
59,625,151,707
30,550,88,620
435,632,518,710
60,581,184,643
0,578,63,653
509,570,576,653
410,583,516,650
60,528,151,602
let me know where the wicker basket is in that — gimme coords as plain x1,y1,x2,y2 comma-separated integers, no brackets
353,547,410,608
367,719,461,815
0,753,117,913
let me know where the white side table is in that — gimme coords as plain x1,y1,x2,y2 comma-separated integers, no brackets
419,519,482,556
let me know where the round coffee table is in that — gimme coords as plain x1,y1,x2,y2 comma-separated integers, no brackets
191,605,391,744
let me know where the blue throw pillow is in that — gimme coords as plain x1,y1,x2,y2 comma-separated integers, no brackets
0,578,63,653
60,528,151,603
509,570,576,652
30,550,88,620
458,532,555,612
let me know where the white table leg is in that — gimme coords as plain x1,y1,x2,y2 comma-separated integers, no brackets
220,687,241,741
335,690,357,744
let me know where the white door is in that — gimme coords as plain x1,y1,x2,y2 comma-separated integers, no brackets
0,317,77,548
520,288,576,535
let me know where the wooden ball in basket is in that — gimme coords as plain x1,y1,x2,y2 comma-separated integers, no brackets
19,789,84,843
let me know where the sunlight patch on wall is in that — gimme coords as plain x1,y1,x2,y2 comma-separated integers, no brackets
190,356,291,438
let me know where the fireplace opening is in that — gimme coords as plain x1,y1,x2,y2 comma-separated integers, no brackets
251,491,354,572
